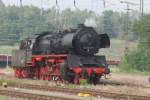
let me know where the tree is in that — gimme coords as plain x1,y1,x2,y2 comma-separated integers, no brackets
102,10,114,37
101,10,126,38
0,5,130,45
121,14,150,72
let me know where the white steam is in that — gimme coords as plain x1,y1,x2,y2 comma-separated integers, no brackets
84,18,97,27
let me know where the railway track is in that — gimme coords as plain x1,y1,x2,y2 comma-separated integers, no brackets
3,82,150,100
0,87,76,100
0,74,150,100
99,79,150,89
1,73,149,89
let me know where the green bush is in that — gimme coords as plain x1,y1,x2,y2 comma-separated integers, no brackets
121,49,150,72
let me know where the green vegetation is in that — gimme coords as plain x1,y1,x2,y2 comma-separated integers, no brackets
99,39,137,60
120,14,150,73
0,45,18,54
0,95,9,100
0,5,138,45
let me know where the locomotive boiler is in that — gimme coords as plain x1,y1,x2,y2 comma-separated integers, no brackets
12,24,110,84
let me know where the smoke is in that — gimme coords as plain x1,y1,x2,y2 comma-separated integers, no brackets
84,18,97,27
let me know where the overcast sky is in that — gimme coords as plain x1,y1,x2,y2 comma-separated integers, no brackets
2,0,150,14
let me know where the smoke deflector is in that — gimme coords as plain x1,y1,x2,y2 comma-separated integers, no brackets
99,34,110,48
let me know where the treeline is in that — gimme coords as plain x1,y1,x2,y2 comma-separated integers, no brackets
0,5,138,45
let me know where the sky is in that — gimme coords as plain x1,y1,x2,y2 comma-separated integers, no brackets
2,0,150,14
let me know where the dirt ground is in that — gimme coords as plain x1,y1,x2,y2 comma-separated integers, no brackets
110,73,150,86
87,73,150,96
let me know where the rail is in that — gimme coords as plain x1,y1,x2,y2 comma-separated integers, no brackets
5,82,150,100
0,87,76,100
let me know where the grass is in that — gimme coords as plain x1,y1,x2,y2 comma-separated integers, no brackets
0,95,9,100
0,45,18,54
0,95,27,100
98,39,137,60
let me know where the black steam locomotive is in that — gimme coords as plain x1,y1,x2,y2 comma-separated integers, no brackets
12,24,110,84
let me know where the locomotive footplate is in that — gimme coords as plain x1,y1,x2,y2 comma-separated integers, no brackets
65,54,108,68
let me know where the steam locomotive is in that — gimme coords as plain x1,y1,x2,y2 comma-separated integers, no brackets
12,24,110,84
